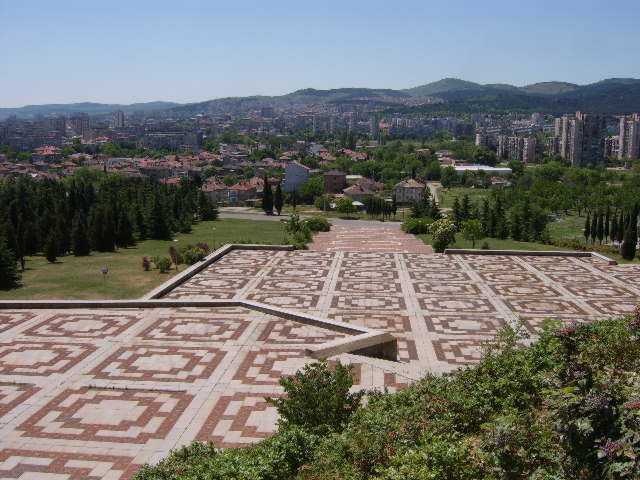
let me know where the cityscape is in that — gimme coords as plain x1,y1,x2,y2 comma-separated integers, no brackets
0,1,639,479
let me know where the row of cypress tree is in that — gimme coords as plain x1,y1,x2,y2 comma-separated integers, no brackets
0,170,218,288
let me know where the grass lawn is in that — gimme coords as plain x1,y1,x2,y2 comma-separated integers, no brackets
437,187,491,209
415,234,573,252
547,213,587,241
0,219,287,301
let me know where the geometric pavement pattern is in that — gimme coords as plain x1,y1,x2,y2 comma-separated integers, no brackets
0,241,639,478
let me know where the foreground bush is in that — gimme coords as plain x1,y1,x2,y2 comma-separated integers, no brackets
135,315,640,480
302,216,332,232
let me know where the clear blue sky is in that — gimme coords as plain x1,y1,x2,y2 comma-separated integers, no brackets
1,0,639,108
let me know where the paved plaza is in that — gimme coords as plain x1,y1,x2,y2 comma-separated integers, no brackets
0,235,639,478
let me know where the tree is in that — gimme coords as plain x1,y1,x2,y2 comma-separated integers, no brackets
44,230,59,263
473,146,498,166
596,213,604,244
430,218,457,253
274,182,284,216
452,197,462,229
298,177,324,203
440,166,458,188
584,214,591,243
265,360,363,433
620,207,638,260
0,236,20,289
610,212,618,244
198,191,218,221
116,210,135,248
262,176,274,215
461,219,484,248
335,197,355,214
148,195,171,240
71,215,91,256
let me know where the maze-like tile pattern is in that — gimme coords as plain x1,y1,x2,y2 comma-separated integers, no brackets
17,388,194,443
0,342,96,376
90,345,227,382
0,449,138,480
1,245,638,478
24,312,141,338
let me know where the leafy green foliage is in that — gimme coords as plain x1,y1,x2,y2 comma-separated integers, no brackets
429,218,457,252
0,235,20,289
401,217,431,234
155,257,171,273
302,216,331,232
267,360,363,433
181,247,207,265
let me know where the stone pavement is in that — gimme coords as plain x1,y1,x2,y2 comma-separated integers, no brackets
0,248,639,479
309,225,433,253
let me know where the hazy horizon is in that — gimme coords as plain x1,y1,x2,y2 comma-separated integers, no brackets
2,0,639,108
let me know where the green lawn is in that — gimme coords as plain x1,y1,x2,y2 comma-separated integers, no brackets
437,187,491,209
0,219,287,301
415,234,572,252
547,213,587,241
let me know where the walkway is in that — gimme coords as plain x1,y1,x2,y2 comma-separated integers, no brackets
309,225,434,253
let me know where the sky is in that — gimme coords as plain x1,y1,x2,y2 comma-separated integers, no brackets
1,0,639,108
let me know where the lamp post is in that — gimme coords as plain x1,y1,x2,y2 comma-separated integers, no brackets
101,265,108,295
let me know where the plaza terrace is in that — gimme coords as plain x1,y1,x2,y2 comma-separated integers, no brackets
0,226,638,479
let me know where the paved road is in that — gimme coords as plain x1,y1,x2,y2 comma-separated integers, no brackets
219,211,405,227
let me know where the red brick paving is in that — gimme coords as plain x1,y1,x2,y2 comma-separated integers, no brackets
309,225,433,253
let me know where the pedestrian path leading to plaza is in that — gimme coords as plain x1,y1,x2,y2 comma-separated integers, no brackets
309,225,434,253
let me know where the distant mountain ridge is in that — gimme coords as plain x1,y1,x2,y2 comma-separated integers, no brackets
3,77,640,119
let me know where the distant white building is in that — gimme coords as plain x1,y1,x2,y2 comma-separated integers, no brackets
394,178,425,204
284,161,310,193
450,165,512,176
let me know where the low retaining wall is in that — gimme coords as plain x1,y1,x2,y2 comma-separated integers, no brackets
444,248,617,265
0,298,398,361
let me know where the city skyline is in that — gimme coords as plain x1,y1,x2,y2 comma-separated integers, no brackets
2,0,640,108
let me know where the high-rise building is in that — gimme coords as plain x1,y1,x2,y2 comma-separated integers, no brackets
557,112,605,167
69,113,89,137
369,116,380,139
604,136,620,158
113,110,125,128
497,135,537,163
618,113,640,162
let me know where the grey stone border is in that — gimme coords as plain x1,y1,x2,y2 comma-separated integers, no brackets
0,299,398,361
142,244,295,300
444,249,617,265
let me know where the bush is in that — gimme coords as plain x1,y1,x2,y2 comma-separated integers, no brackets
481,240,491,250
429,218,457,253
182,247,207,265
155,257,171,273
335,197,355,214
266,360,363,433
303,216,331,232
402,217,431,234
141,256,151,271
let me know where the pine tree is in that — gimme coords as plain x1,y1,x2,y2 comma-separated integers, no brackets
198,191,218,221
0,236,20,289
101,204,116,252
262,176,274,215
71,214,91,256
116,210,135,248
452,197,462,229
617,213,625,243
584,214,591,243
430,200,442,220
460,194,471,221
148,195,171,240
274,182,284,216
621,206,638,260
89,206,103,251
44,230,59,263
56,217,70,255
604,208,610,241
610,212,618,244
596,213,604,244
511,212,523,241
391,195,397,217
591,214,599,244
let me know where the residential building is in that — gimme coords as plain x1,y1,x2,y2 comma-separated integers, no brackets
497,135,537,163
394,178,425,204
113,110,125,128
558,111,605,166
323,169,347,193
283,161,310,193
547,136,560,156
604,136,620,158
370,117,380,139
343,183,375,202
618,113,640,161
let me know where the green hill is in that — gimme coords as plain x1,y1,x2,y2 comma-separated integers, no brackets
134,314,640,480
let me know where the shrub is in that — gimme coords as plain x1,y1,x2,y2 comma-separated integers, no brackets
141,257,151,271
402,217,431,234
182,247,207,265
150,255,160,268
195,242,211,253
155,257,171,273
303,216,331,232
481,240,491,250
168,245,182,266
429,218,457,253
335,197,355,213
266,360,363,433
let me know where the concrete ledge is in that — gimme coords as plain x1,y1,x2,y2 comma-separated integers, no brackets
0,298,396,361
142,244,294,300
444,248,617,265
306,332,398,361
